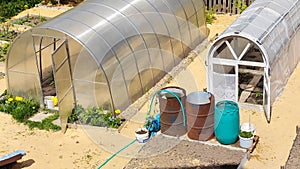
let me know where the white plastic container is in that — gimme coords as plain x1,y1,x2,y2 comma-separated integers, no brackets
135,128,149,143
240,122,256,134
239,135,254,148
46,99,54,109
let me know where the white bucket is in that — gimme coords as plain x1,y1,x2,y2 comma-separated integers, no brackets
239,135,254,148
135,128,149,143
46,99,54,109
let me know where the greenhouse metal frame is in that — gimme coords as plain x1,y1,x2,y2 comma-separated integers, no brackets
207,0,300,122
6,0,208,130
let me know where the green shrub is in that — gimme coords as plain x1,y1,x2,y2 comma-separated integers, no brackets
205,7,216,24
235,0,248,13
26,112,61,131
68,105,121,129
0,93,60,131
0,43,11,61
0,0,43,22
0,95,40,122
239,131,253,138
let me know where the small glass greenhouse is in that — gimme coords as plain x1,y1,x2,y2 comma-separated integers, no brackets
207,0,300,122
6,0,208,130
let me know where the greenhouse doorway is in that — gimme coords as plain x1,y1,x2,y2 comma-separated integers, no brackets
33,35,76,130
51,39,76,129
208,36,270,118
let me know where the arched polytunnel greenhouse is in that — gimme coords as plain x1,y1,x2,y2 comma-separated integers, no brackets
207,0,300,122
6,0,208,130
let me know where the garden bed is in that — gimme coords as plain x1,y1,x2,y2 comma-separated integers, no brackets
12,15,49,27
125,135,245,169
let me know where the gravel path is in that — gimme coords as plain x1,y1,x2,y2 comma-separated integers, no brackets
125,135,245,169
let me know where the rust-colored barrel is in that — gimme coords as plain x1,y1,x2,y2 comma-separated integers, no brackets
186,91,215,141
159,86,187,137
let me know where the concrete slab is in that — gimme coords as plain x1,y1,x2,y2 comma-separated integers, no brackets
28,112,53,122
80,125,144,158
52,118,61,127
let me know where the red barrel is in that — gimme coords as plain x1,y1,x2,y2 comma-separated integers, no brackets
159,86,187,137
186,91,215,141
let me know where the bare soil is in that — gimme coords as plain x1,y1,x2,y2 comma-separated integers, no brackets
125,135,245,169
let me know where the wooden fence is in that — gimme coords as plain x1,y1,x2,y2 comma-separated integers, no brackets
205,0,255,14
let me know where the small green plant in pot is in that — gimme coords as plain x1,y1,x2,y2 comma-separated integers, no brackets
239,131,254,148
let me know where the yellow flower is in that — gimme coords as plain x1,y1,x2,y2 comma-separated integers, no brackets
115,109,121,115
51,96,58,106
15,96,23,101
7,98,13,102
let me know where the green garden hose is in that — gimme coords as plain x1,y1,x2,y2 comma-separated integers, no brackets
98,89,186,168
97,139,137,169
148,89,186,126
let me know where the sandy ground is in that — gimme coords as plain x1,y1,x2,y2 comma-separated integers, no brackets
1,7,300,169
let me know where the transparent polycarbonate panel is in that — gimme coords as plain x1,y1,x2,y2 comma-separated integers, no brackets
55,63,72,101
66,10,125,50
118,52,143,102
7,31,34,70
188,14,201,48
94,82,112,111
212,64,236,102
176,17,192,48
74,80,97,108
9,54,38,74
67,38,82,73
155,35,175,71
127,35,154,86
83,3,143,47
180,0,196,19
162,0,187,21
32,28,65,39
49,20,111,64
128,1,171,39
73,48,98,81
101,50,122,82
170,37,184,63
99,0,134,12
59,89,75,132
7,71,41,100
53,44,67,70
142,34,165,70
110,65,132,110
50,19,92,41
52,43,72,101
134,49,155,90
81,3,123,20
95,69,114,110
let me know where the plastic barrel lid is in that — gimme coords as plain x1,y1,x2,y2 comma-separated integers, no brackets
187,91,211,105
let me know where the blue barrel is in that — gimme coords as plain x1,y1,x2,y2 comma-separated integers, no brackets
214,100,239,144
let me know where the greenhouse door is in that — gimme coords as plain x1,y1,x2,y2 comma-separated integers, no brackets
263,67,271,122
51,40,76,132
